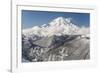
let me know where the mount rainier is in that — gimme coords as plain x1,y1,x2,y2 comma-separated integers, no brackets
22,17,90,62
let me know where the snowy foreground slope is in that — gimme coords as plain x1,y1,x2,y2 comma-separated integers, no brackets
22,17,90,62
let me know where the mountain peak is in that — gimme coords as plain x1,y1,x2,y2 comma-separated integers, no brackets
49,17,67,26
54,17,65,21
54,17,72,23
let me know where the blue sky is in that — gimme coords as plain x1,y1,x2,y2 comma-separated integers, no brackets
22,10,90,29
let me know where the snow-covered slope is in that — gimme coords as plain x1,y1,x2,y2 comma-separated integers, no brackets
23,17,89,37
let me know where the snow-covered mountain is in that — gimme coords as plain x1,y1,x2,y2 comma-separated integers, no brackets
22,17,90,62
23,17,89,37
